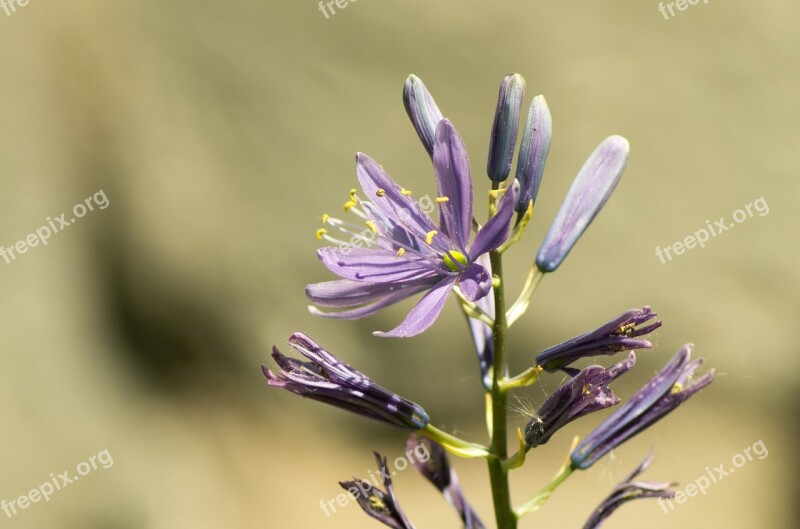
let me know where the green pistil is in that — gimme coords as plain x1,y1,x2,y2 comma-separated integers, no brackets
443,251,468,272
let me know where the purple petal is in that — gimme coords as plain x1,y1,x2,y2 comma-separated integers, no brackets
432,120,473,250
356,153,440,244
515,95,552,212
469,180,519,257
309,284,431,320
466,255,494,388
457,262,492,302
374,278,456,338
536,135,629,272
318,247,440,283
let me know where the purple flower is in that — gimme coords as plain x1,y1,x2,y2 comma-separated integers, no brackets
263,333,429,430
536,135,629,272
524,353,635,447
407,434,486,529
536,306,662,374
307,120,519,338
465,254,494,389
514,95,552,213
571,344,714,469
583,451,675,529
487,74,526,182
340,452,415,529
403,74,444,156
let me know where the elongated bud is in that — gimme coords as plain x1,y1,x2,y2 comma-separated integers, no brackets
514,95,552,212
487,73,525,181
403,75,444,156
536,135,629,272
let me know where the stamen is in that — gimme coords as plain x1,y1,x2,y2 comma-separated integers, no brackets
396,248,405,257
343,200,357,212
425,230,438,244
435,196,450,203
349,188,357,201
670,383,684,395
365,220,378,234
315,228,327,240
321,213,330,223
376,188,385,197
401,188,413,196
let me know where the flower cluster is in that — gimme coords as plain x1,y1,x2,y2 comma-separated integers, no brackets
263,73,714,529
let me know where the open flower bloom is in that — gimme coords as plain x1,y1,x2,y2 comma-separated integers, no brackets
307,119,518,338
407,434,486,529
583,451,675,529
524,353,635,448
340,452,415,529
263,333,429,430
571,344,714,469
536,306,662,374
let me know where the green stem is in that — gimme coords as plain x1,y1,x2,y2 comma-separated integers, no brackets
487,243,516,528
506,265,545,326
514,464,575,518
422,424,491,459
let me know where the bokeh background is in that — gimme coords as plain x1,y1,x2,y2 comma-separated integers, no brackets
0,1,797,528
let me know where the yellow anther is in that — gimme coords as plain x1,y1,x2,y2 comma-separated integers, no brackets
401,188,413,196
376,188,385,197
435,196,450,203
349,188,357,200
343,200,357,212
670,383,684,395
365,220,378,234
321,213,330,223
315,228,327,240
396,248,406,257
425,230,438,244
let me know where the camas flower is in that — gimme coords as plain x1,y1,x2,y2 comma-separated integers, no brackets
583,451,675,529
524,353,635,448
340,452,415,529
571,344,714,469
307,119,519,338
407,434,486,529
536,306,662,374
263,333,429,430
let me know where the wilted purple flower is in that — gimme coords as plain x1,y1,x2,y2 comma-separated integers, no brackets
340,452,415,529
583,451,675,529
536,306,662,374
487,74,525,182
403,74,444,156
536,135,629,272
514,95,552,213
524,353,636,448
465,254,494,389
407,434,486,529
263,333,429,430
571,344,714,469
307,120,519,338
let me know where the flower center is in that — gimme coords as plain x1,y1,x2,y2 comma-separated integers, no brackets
443,251,468,272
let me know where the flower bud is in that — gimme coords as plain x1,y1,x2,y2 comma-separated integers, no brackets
487,74,526,182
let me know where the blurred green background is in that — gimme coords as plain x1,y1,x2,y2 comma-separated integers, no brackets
0,1,797,528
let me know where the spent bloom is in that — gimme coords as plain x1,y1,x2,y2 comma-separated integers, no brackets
583,451,675,529
536,135,630,272
536,306,662,374
407,434,486,528
524,353,635,448
263,333,429,430
571,344,714,469
307,120,519,338
340,452,415,529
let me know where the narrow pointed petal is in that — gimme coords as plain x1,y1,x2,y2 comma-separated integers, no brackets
306,279,427,308
375,277,456,338
514,95,552,212
536,135,630,272
456,262,492,302
309,283,432,320
487,73,525,182
340,453,416,529
403,75,444,156
469,180,519,257
317,247,439,283
356,153,440,242
432,119,473,250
